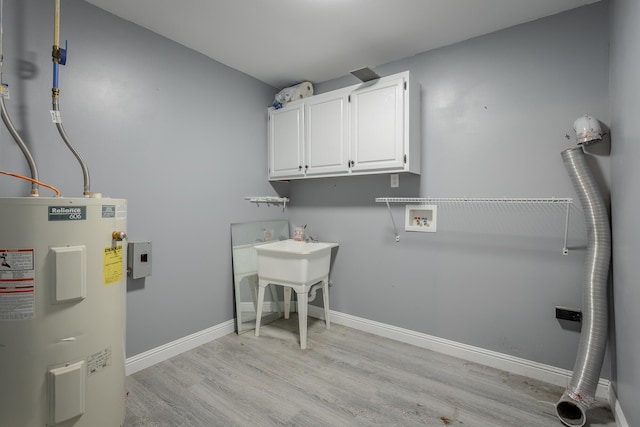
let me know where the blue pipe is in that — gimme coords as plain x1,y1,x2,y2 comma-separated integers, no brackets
52,41,67,89
53,61,58,89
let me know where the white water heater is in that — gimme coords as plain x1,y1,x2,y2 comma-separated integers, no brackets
0,197,127,426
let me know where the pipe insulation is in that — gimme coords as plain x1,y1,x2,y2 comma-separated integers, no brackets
53,0,60,48
556,147,611,427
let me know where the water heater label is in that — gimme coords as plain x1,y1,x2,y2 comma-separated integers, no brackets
117,204,127,219
87,347,112,376
102,205,116,218
103,245,123,286
0,249,36,321
48,206,86,221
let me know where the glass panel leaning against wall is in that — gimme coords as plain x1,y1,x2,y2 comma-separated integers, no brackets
230,220,289,334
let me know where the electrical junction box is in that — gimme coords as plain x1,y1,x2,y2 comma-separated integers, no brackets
405,205,437,232
128,241,152,279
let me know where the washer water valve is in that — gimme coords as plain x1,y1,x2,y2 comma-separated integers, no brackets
405,205,437,233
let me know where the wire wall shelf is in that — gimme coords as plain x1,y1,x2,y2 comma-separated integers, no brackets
375,197,573,204
375,197,573,253
245,196,289,209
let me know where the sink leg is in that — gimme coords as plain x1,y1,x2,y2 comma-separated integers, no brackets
322,277,330,329
283,287,292,319
255,285,266,337
269,284,282,315
296,289,308,349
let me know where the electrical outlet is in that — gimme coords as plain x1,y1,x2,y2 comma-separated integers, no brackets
390,174,399,188
555,306,582,322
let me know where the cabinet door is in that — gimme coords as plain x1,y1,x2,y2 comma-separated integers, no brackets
350,76,405,172
304,92,350,176
268,104,304,179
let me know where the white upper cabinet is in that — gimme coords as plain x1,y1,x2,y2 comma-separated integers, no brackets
350,75,405,173
268,71,420,180
304,91,350,176
268,103,304,179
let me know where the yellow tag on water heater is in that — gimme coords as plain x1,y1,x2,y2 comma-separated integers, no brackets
103,245,123,286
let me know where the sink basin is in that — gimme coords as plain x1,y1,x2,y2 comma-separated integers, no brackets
254,239,339,349
255,239,338,285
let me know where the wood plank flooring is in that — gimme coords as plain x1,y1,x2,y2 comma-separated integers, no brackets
124,316,615,426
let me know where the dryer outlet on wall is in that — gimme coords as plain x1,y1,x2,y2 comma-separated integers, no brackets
128,241,152,279
405,205,437,232
555,306,582,322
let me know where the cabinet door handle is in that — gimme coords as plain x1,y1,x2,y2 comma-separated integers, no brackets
298,165,302,171
305,165,309,171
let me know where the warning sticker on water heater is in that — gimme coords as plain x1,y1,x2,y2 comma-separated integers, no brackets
103,245,123,286
0,249,36,321
87,347,112,376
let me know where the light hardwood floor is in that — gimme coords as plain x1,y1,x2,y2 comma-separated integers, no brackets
125,316,615,426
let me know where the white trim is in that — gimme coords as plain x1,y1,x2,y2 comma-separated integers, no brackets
608,384,630,427
126,307,615,409
308,306,610,399
125,320,235,376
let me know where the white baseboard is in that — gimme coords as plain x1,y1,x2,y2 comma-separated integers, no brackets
308,306,610,400
125,319,235,376
126,306,613,410
608,384,630,427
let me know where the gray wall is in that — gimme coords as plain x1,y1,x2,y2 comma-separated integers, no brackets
609,0,640,424
1,0,623,402
0,0,285,356
287,2,612,376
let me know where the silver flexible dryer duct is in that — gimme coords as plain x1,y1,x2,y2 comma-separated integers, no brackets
556,146,611,427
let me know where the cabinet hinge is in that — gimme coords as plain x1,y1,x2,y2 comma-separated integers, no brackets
404,154,407,164
404,81,407,90
348,95,351,103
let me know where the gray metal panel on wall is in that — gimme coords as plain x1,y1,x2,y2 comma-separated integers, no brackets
609,0,640,424
0,0,285,356
289,2,611,376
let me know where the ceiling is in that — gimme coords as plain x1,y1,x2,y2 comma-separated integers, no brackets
84,0,600,88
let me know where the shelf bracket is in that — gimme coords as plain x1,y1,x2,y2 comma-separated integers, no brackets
562,202,570,255
384,200,400,242
245,196,289,211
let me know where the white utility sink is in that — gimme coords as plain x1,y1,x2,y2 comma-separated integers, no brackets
255,239,338,286
254,239,339,349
